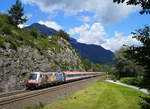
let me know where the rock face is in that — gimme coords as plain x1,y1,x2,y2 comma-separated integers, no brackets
0,37,84,92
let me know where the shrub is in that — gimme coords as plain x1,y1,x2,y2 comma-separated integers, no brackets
0,21,3,28
120,77,142,86
0,14,10,25
139,96,150,109
57,30,70,41
29,28,42,39
1,25,12,35
9,41,18,50
5,36,20,50
0,39,6,49
107,74,117,81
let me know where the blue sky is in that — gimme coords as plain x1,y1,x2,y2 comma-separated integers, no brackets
0,0,149,51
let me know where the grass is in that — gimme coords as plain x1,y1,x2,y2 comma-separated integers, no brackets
43,80,147,109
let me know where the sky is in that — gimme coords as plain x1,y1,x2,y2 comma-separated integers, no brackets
0,0,149,52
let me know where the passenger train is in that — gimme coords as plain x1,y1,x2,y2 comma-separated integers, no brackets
26,71,105,89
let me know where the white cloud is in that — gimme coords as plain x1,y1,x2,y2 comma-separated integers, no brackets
38,20,62,30
101,32,141,52
21,0,139,24
18,24,28,28
79,16,91,22
68,24,141,52
68,24,90,35
68,23,106,45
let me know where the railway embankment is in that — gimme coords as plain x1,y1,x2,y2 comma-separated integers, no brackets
0,76,104,109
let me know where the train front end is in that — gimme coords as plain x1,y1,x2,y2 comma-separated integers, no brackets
26,72,41,89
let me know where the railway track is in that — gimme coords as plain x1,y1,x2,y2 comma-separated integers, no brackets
0,90,28,98
0,76,105,109
0,83,68,106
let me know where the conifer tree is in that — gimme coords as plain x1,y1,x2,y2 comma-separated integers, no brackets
8,0,27,27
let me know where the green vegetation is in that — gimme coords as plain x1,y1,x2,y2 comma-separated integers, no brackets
113,47,144,79
56,30,70,41
139,96,150,109
43,80,147,109
0,14,46,50
120,77,142,87
0,14,64,55
112,26,150,109
113,26,150,88
81,58,115,73
127,26,150,89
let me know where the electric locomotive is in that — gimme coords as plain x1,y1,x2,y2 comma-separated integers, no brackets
26,72,65,89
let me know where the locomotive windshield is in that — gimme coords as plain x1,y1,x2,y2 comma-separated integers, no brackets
28,74,37,80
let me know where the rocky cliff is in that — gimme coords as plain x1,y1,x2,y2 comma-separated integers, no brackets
0,14,85,92
0,37,84,92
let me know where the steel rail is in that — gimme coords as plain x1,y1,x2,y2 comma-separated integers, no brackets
0,90,28,98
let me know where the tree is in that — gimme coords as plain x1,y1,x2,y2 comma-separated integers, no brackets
113,0,150,14
57,30,70,41
127,26,150,89
81,58,93,71
114,47,144,79
8,0,27,27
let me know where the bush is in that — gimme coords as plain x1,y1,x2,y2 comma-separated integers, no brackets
107,74,117,81
29,28,44,39
1,25,12,35
57,30,70,41
30,29,39,38
0,14,10,25
0,38,5,49
120,77,142,86
139,96,150,109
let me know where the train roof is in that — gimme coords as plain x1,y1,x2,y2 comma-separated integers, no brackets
63,72,105,74
30,72,106,75
30,72,63,74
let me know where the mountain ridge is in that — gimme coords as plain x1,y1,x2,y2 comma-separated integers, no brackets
26,23,114,63
25,23,58,35
70,38,113,63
